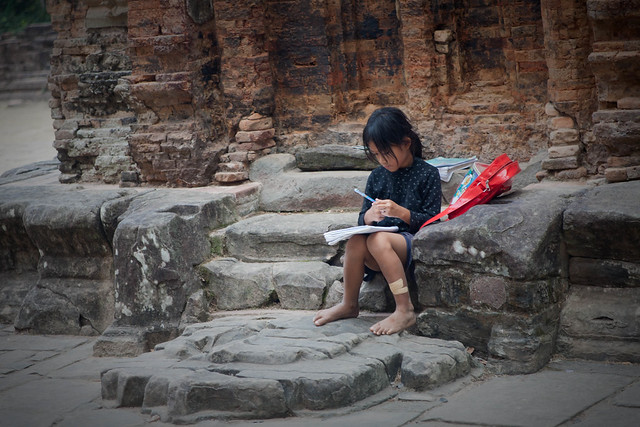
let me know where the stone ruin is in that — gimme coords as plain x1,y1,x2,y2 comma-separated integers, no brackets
38,0,639,187
1,0,639,421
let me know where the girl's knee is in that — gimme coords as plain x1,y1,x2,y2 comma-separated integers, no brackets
346,234,369,254
366,232,392,253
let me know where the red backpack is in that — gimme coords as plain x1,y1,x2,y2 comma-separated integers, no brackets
420,154,521,229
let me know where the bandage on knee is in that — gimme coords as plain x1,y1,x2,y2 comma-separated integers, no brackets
389,278,408,295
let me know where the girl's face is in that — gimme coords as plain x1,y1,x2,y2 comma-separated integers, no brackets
367,139,413,172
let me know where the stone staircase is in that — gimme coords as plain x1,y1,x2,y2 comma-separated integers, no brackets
97,158,478,422
1,148,639,421
95,189,475,421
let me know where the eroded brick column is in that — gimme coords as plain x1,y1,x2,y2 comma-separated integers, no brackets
47,0,137,184
396,0,435,119
588,0,640,182
126,0,226,186
539,0,597,180
210,0,274,183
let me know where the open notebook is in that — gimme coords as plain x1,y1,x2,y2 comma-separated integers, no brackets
323,225,399,245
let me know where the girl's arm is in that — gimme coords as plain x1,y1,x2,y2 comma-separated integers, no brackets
408,167,442,232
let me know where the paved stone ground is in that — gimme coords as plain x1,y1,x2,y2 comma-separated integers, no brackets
0,99,56,175
1,313,639,427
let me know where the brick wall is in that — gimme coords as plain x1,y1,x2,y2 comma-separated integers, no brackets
47,0,136,184
42,0,639,186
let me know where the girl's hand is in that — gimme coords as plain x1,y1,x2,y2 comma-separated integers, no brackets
371,199,411,224
373,199,398,218
364,199,386,223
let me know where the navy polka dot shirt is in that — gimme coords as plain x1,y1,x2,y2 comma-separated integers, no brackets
358,157,442,234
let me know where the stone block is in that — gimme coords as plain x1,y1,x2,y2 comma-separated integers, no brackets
555,167,587,180
214,171,248,183
110,190,238,329
100,313,471,420
549,128,580,144
542,156,579,170
167,371,289,418
415,266,567,313
605,167,628,182
235,128,275,143
417,304,561,374
14,278,114,335
563,180,640,262
545,102,560,116
549,116,575,129
358,274,394,312
557,285,640,362
223,212,354,263
618,97,640,109
569,257,640,287
608,155,640,167
200,258,275,310
255,167,370,212
295,144,377,171
237,138,275,151
433,29,453,43
272,262,342,310
238,116,273,131
548,144,581,158
413,187,572,282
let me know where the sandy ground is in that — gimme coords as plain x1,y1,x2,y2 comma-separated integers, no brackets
0,99,57,175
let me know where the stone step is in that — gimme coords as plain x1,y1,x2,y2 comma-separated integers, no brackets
249,153,370,212
201,210,398,313
101,312,473,423
218,211,356,263
200,258,343,310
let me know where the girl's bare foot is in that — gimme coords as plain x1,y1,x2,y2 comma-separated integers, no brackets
369,309,416,335
313,303,359,326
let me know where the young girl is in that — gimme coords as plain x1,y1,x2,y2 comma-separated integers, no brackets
313,107,442,335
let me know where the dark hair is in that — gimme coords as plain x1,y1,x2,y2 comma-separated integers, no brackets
362,107,423,162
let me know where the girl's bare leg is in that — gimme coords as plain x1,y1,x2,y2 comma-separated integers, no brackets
314,234,370,326
366,233,416,335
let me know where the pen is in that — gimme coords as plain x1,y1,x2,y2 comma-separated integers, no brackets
354,188,375,203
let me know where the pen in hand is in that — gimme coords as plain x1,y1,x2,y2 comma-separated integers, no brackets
354,188,375,203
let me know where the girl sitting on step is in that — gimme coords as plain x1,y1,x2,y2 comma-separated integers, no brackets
314,107,442,335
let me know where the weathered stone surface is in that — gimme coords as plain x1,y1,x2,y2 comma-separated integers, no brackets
358,274,394,312
200,259,342,310
199,258,276,310
295,145,377,171
416,267,567,313
0,185,132,335
563,180,640,262
412,184,591,373
249,154,370,212
272,262,343,310
413,186,574,281
248,153,297,182
109,190,238,328
93,325,177,358
101,312,471,421
15,278,114,335
557,286,640,362
325,280,344,308
417,304,561,374
570,257,640,287
0,160,59,185
0,272,37,324
542,156,579,170
223,212,355,263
